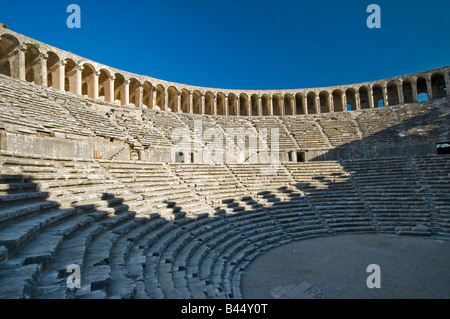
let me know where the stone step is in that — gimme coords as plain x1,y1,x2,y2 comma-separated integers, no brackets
0,207,77,254
0,200,60,229
0,191,49,209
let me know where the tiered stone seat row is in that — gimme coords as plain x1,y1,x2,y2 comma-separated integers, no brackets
286,161,374,233
282,116,330,150
317,112,362,147
413,156,450,236
342,157,434,235
111,111,172,148
0,75,93,138
250,117,298,150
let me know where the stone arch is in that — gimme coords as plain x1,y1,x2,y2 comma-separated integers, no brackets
332,89,345,112
272,94,282,116
228,93,238,116
63,58,77,93
192,90,202,114
0,33,20,78
358,86,370,109
307,91,317,114
142,81,153,108
24,44,40,84
319,91,330,113
250,94,259,116
98,68,113,102
156,84,166,110
345,88,357,110
431,72,446,99
217,92,226,115
261,94,271,116
129,78,141,107
387,80,400,106
239,93,249,116
284,94,294,115
205,91,215,115
180,89,190,113
372,84,384,107
114,73,127,105
402,78,414,104
295,93,305,115
81,63,97,98
167,86,179,112
416,76,428,102
46,51,61,89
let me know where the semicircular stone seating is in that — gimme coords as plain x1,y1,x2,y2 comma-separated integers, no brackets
0,149,449,299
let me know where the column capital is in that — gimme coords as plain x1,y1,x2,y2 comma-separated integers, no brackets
19,44,28,52
110,75,116,81
39,52,49,60
59,59,67,66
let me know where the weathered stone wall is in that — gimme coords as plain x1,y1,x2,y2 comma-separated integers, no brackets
0,131,129,160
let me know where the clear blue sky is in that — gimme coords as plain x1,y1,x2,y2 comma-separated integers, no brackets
2,0,449,90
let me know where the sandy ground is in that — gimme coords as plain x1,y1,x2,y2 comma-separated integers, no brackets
241,234,450,299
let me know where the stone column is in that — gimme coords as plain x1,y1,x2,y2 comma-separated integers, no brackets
152,86,157,109
315,95,320,114
75,65,83,95
122,80,130,105
368,85,374,108
67,64,82,95
280,95,285,116
201,93,206,115
257,96,263,116
397,80,404,105
426,77,433,100
189,91,194,114
268,95,274,116
38,53,48,87
382,84,389,106
412,78,418,103
225,96,229,116
9,44,27,80
236,96,240,116
213,95,217,115
106,75,115,102
328,94,334,112
177,92,182,112
139,85,144,108
90,71,100,100
164,90,169,111
53,59,66,91
355,92,361,110
302,95,308,114
292,95,297,115
247,97,251,116
341,93,346,111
